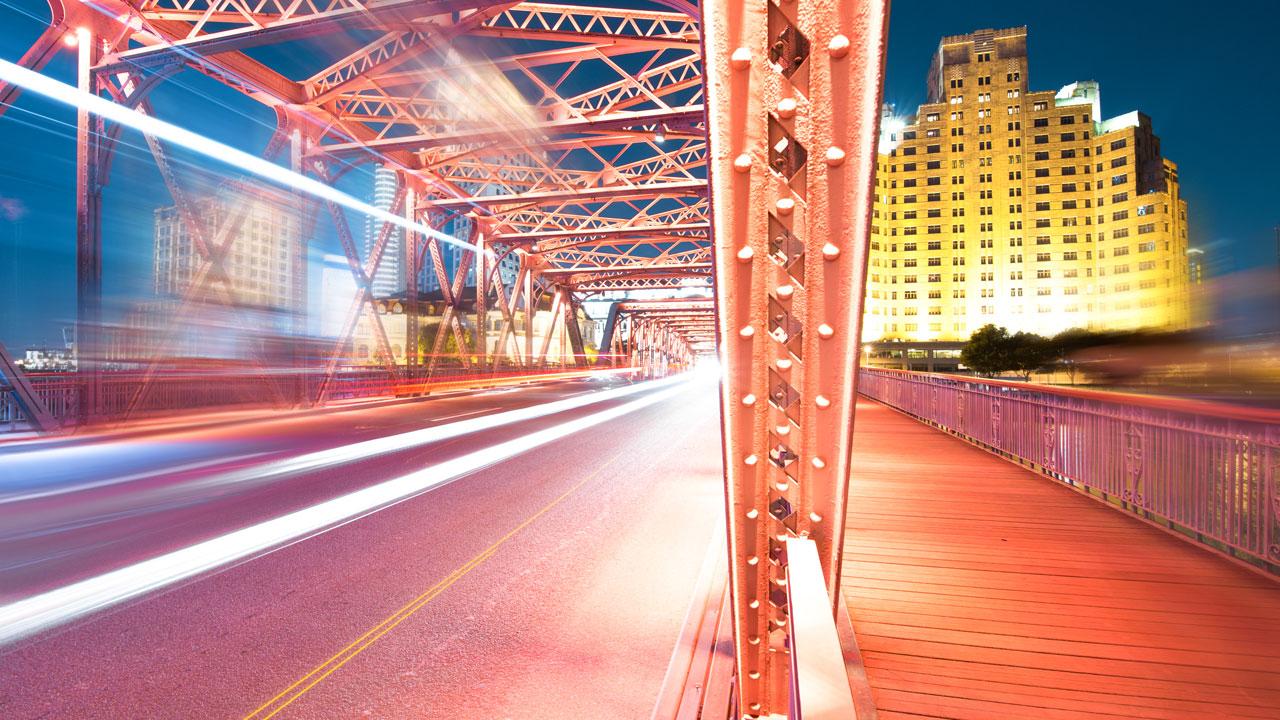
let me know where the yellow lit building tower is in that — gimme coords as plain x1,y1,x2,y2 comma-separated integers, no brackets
864,27,1191,371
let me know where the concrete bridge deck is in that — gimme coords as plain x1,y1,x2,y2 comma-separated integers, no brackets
842,400,1280,720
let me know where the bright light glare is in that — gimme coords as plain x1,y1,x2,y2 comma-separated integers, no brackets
693,356,721,380
0,59,475,254
0,379,689,645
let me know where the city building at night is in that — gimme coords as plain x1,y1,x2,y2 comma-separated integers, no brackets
364,165,406,299
153,186,298,311
864,27,1193,371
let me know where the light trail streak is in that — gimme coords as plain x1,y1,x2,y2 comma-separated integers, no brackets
0,377,688,646
1,373,673,505
0,58,477,255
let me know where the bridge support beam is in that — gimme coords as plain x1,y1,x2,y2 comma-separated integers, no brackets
704,0,889,715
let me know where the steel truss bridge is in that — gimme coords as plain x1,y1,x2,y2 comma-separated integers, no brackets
0,0,889,715
4,2,1277,720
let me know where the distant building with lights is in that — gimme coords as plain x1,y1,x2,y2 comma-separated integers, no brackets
154,185,297,311
365,165,406,299
864,27,1192,371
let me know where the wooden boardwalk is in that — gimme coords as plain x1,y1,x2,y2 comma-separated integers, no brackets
841,400,1280,720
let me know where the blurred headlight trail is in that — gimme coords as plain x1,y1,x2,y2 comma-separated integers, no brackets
0,58,473,253
0,380,687,645
0,375,684,505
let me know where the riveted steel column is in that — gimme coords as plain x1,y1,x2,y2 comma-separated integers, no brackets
703,0,889,715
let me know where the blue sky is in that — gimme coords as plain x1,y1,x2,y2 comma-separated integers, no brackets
0,0,1276,349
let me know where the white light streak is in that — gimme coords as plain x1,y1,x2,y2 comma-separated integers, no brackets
0,378,688,645
2,374,684,504
0,58,475,254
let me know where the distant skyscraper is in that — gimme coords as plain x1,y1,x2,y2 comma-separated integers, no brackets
865,26,1192,365
153,186,296,310
364,165,405,298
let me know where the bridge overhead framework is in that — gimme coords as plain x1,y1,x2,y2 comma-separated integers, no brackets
0,0,891,717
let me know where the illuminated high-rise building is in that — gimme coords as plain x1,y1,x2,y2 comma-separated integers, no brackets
365,165,405,299
153,187,296,310
865,27,1192,370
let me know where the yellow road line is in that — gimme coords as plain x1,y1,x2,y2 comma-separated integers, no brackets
242,447,631,720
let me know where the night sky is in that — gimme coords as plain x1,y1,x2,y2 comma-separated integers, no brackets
0,0,1276,349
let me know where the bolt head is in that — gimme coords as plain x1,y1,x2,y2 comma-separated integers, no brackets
776,284,794,299
828,34,851,58
822,242,840,260
739,325,755,338
737,245,755,262
776,97,798,118
734,153,752,172
815,394,831,408
776,197,795,215
825,146,847,166
818,323,834,339
731,47,752,70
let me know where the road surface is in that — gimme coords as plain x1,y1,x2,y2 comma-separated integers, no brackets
0,374,724,719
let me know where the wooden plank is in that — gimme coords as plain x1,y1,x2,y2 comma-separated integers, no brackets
840,399,1280,718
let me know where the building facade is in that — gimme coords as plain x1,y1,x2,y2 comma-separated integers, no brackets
154,187,297,311
865,27,1192,370
364,165,406,299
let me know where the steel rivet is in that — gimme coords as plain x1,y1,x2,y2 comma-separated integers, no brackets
748,636,760,646
742,393,757,406
776,424,790,436
744,454,758,466
734,153,752,172
739,324,755,338
810,512,823,522
776,284,794,298
748,670,761,679
746,508,760,519
748,555,760,566
737,245,755,262
822,242,840,260
828,34,851,58
776,197,795,215
826,146,846,166
731,47,752,69
815,394,831,408
818,323,834,339
776,97,798,118
749,600,760,609
812,457,826,469
777,358,792,370
775,482,789,492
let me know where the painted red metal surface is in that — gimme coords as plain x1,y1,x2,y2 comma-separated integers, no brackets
704,0,889,713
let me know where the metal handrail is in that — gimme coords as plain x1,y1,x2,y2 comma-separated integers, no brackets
859,367,1280,574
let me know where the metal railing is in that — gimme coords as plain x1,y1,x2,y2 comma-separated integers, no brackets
859,367,1280,574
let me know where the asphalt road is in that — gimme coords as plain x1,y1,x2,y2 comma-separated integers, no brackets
0,374,725,719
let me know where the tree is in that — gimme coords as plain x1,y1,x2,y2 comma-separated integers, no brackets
1048,327,1098,385
961,324,1013,376
1009,331,1052,380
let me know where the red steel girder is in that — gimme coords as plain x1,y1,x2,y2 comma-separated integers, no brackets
317,106,705,158
704,0,889,714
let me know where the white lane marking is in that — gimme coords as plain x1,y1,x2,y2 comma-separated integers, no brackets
0,380,687,645
0,377,679,506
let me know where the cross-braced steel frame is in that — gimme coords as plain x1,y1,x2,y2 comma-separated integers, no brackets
1,0,887,715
